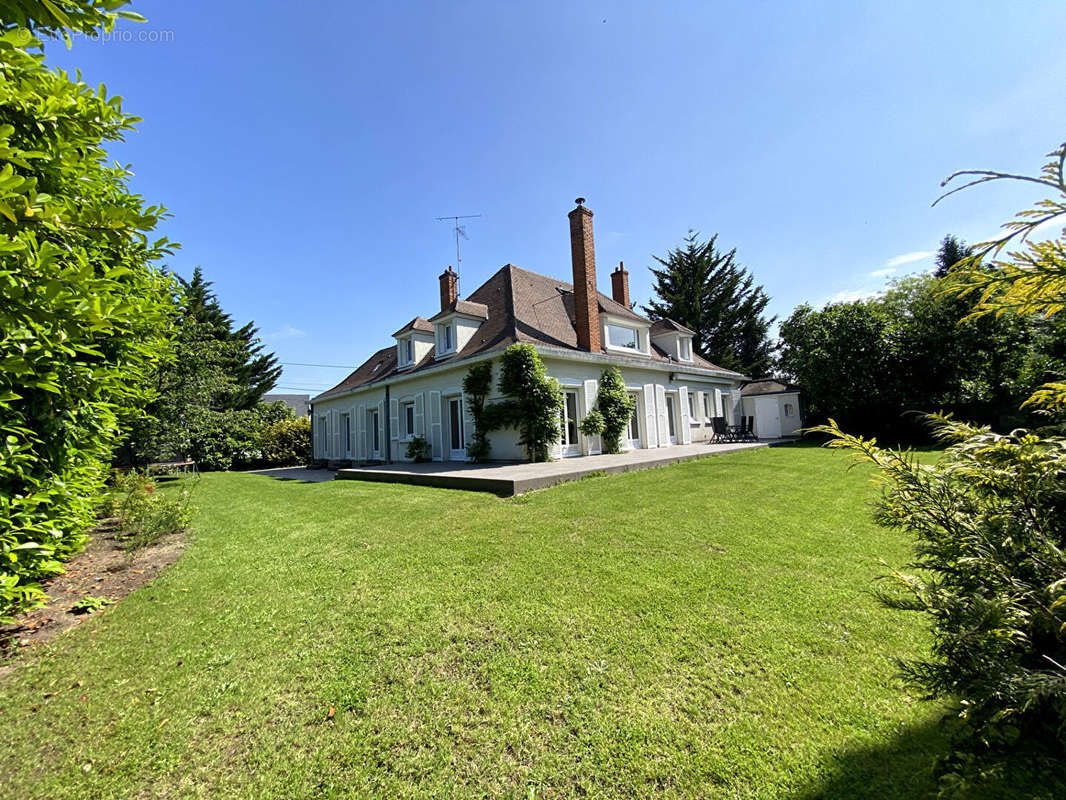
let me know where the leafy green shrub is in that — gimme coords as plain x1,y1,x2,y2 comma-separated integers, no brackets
259,415,311,467
109,470,196,553
578,408,605,437
405,436,432,462
0,5,178,622
495,345,563,462
462,362,494,462
818,142,1066,790
595,367,636,454
819,417,1066,779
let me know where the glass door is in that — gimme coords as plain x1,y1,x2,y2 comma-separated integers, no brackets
560,390,581,457
368,409,380,459
625,393,641,449
448,397,466,460
665,394,678,445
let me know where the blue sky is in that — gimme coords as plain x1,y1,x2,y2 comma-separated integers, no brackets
44,1,1066,395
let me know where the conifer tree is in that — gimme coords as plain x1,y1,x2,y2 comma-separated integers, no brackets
643,231,775,377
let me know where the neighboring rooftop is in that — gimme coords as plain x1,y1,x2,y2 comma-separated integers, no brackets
262,393,311,416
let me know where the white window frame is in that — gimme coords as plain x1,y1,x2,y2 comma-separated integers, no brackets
703,393,713,421
605,324,639,352
688,392,699,425
678,337,693,362
402,401,415,440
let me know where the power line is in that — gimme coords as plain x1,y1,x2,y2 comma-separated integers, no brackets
280,361,353,369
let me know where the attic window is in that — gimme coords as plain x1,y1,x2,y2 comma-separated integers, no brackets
679,338,692,361
606,324,638,350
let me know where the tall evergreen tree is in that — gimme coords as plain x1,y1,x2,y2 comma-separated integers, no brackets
175,267,281,409
933,234,971,278
643,231,775,377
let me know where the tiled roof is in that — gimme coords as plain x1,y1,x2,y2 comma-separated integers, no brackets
650,317,696,336
313,264,744,401
391,316,434,337
741,379,802,396
427,299,489,322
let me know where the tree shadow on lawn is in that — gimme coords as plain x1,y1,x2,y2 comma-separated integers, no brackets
795,718,948,800
246,467,335,483
796,718,1061,800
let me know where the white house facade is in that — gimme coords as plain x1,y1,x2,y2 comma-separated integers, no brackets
310,200,750,465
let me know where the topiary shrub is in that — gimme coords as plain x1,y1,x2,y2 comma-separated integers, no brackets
462,361,494,462
595,367,636,454
578,408,605,437
496,345,563,462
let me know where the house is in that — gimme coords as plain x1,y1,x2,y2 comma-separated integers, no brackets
740,379,803,439
262,393,311,417
310,199,749,465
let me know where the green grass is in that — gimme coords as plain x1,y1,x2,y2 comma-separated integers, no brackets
0,447,991,797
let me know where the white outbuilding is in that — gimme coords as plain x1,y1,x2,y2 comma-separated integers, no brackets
740,379,803,440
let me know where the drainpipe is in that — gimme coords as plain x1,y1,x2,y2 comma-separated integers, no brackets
383,384,392,463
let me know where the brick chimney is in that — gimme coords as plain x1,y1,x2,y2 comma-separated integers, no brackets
568,198,600,351
439,265,458,311
610,261,630,308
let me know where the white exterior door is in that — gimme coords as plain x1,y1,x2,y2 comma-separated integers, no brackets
560,390,582,457
447,396,466,461
368,409,381,459
665,393,679,445
754,396,781,439
625,392,642,449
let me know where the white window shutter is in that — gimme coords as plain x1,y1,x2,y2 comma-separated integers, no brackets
643,384,657,448
713,388,723,419
357,404,366,461
655,384,668,447
389,398,399,441
415,393,425,437
582,378,600,454
678,386,692,444
429,390,442,460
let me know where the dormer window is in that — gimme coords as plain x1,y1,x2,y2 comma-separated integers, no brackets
443,324,452,352
397,336,415,368
606,324,638,350
679,337,692,361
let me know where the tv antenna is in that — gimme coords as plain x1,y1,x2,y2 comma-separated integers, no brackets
435,213,482,268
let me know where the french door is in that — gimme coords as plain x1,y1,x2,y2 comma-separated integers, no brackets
368,409,380,459
448,396,466,460
560,390,581,457
665,394,678,445
625,393,641,449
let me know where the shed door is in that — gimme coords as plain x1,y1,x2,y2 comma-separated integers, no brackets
754,395,781,439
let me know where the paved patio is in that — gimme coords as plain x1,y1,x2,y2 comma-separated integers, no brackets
334,441,767,496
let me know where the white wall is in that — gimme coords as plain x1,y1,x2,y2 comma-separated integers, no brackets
741,392,802,439
313,354,744,463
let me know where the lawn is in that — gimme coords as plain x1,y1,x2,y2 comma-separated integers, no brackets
0,447,996,798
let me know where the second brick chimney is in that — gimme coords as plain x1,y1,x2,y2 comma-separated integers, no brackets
610,261,630,308
439,265,458,311
568,198,600,352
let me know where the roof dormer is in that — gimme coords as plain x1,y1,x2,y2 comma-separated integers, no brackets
392,317,435,369
650,318,696,363
429,300,489,359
